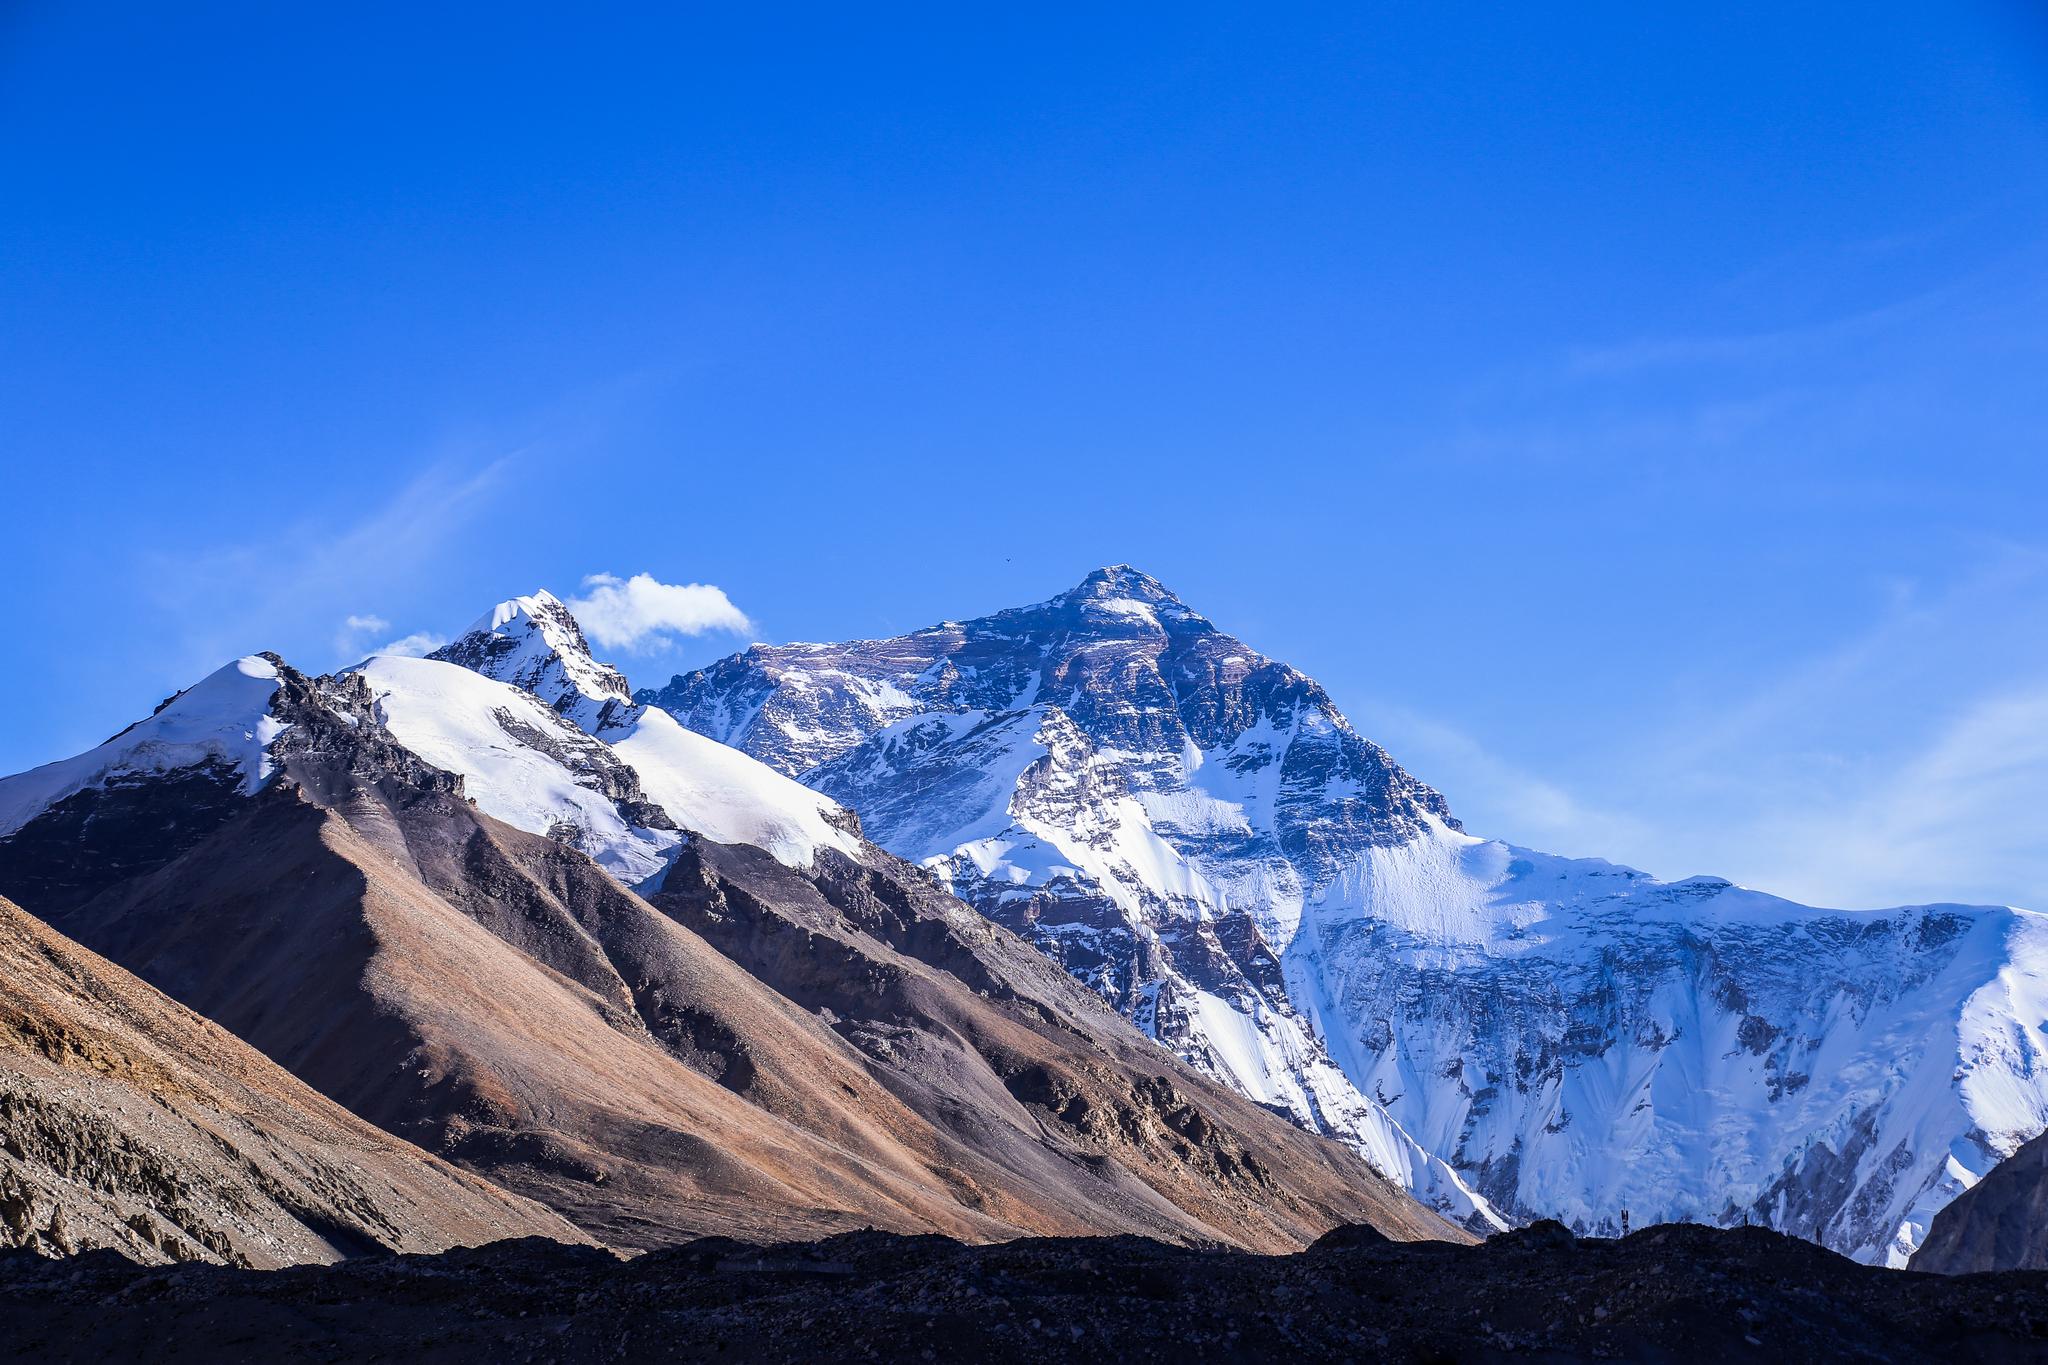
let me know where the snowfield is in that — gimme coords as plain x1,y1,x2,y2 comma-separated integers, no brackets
418,592,858,872
645,565,2048,1262
351,654,683,886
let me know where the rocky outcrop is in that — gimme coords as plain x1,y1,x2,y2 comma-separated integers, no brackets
0,643,1456,1254
1911,1131,2048,1274
647,836,1448,1251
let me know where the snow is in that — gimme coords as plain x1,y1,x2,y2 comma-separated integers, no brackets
599,706,859,869
1089,597,1164,630
0,655,287,836
652,568,2048,1259
425,590,861,872
445,590,635,727
1291,820,2048,1262
351,655,680,886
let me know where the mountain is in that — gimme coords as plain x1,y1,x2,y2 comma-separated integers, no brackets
0,632,1453,1253
0,892,580,1266
427,592,862,872
1910,1130,2048,1274
645,565,2048,1263
411,596,1452,1247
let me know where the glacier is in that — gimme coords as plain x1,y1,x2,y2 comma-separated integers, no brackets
642,564,2048,1262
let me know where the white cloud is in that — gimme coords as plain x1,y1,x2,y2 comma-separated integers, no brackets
377,631,447,658
564,572,752,652
335,612,395,655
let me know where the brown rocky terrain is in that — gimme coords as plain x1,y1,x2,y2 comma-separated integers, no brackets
6,664,1453,1252
0,895,581,1268
4,1220,2046,1362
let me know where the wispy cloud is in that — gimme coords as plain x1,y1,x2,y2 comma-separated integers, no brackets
564,572,752,652
1737,684,2048,910
142,456,516,678
1556,280,1964,380
335,612,392,655
1340,518,2048,908
375,631,447,658
1355,701,1654,861
1566,546,2048,908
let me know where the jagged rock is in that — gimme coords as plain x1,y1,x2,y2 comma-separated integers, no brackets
0,616,1457,1255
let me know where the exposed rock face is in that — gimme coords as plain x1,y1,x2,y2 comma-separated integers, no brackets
0,642,1453,1253
430,592,636,731
646,566,2048,1262
0,895,580,1268
644,566,1492,1228
1912,1131,2048,1274
5,1221,2045,1363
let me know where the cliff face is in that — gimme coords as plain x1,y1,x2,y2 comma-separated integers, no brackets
1911,1130,2048,1274
0,632,1452,1254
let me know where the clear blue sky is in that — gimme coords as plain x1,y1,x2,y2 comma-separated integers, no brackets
5,4,2047,909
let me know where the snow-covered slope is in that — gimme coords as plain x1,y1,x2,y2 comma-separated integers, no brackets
351,655,683,886
645,565,2048,1262
428,591,636,731
0,655,288,837
421,595,859,870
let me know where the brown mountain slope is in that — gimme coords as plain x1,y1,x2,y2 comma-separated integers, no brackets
17,667,1455,1252
651,836,1448,1249
1910,1130,2048,1273
0,895,582,1268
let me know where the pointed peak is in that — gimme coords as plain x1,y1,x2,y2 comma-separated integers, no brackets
1042,565,1211,634
432,590,632,722
1,652,295,837
467,589,576,641
1065,564,1182,605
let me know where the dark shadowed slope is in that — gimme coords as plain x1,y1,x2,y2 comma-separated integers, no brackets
1913,1131,2048,1274
649,833,1446,1250
0,895,580,1267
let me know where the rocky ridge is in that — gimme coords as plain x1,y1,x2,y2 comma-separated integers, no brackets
0,628,1452,1254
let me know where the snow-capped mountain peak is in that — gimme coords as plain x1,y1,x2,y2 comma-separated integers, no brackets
648,570,2048,1263
639,568,1496,1227
409,591,861,873
1048,564,1210,633
431,590,633,729
0,654,290,838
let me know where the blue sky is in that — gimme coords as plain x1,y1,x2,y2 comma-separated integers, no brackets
5,4,2047,909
